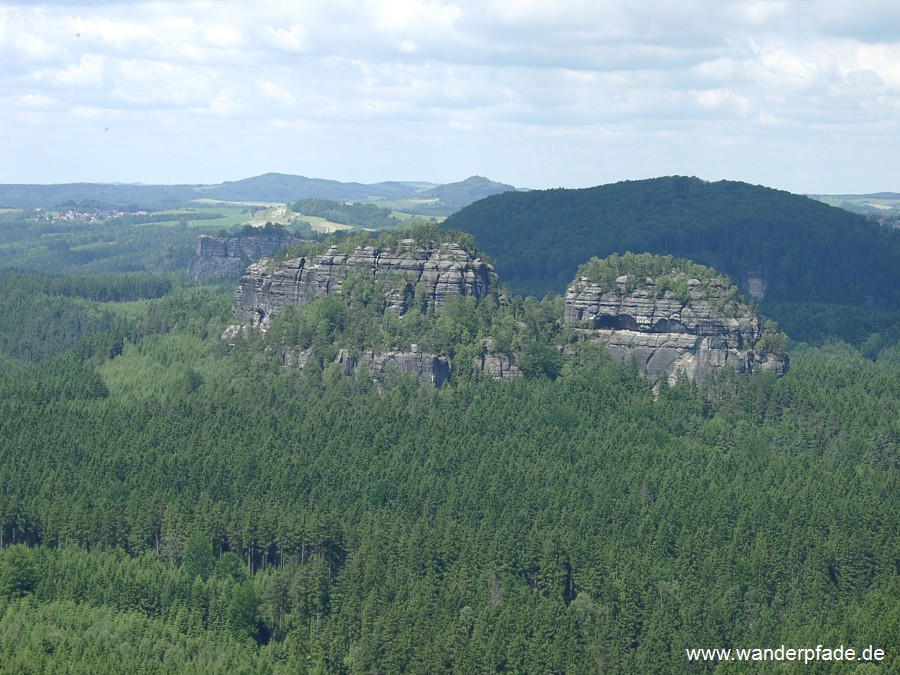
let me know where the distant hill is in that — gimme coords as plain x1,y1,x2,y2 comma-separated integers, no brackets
196,174,379,202
0,173,519,215
0,183,199,209
406,176,522,216
443,176,900,310
817,192,900,200
809,192,900,219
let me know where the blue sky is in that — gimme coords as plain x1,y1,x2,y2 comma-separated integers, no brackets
2,0,898,193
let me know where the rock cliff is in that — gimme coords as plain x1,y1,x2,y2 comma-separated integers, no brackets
227,244,787,387
188,233,301,279
564,261,788,383
281,346,452,387
230,239,497,331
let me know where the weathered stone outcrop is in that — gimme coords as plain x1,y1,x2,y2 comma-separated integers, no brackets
338,347,451,387
279,344,520,387
476,339,522,381
279,346,450,386
231,239,497,331
565,272,788,383
188,234,300,279
227,244,786,387
477,353,522,381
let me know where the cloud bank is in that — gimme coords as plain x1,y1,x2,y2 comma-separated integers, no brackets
1,0,897,192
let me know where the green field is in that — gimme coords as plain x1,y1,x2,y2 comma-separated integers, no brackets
133,205,253,229
186,201,353,232
811,194,900,218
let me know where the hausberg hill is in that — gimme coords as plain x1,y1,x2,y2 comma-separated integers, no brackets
442,176,900,310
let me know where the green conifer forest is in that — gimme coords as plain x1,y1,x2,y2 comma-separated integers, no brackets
0,219,896,673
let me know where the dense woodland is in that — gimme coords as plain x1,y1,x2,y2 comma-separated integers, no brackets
444,176,900,305
0,211,897,672
444,177,900,350
0,209,210,276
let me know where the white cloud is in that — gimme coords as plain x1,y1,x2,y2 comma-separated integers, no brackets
204,24,245,48
736,0,789,26
190,88,246,117
366,0,461,34
0,0,897,192
71,104,118,119
854,43,900,89
111,60,216,106
31,53,106,88
69,16,156,49
258,78,295,104
263,23,311,53
3,12,67,64
696,88,748,113
16,93,58,108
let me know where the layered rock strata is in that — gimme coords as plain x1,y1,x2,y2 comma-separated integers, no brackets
476,339,522,381
337,349,451,387
231,239,497,331
188,234,300,279
279,345,521,387
565,273,787,382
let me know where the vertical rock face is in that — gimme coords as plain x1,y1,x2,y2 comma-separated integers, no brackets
226,238,501,387
477,352,522,381
474,339,522,381
231,239,498,331
333,348,452,387
744,276,768,302
188,234,300,279
279,345,518,387
564,271,788,382
228,246,786,387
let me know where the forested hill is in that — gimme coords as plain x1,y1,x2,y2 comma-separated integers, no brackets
443,176,900,308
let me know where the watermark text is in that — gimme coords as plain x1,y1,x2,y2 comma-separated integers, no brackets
686,644,886,665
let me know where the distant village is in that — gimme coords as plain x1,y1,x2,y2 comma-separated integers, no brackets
33,207,150,223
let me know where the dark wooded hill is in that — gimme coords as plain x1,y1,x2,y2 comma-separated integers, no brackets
443,176,900,309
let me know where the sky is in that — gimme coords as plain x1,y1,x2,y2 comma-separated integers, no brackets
1,0,898,194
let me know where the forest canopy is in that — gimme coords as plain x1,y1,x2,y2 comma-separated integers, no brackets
0,267,897,673
291,198,401,230
0,200,896,672
444,176,900,309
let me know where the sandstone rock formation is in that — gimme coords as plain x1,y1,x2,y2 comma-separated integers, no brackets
476,353,521,381
280,346,451,387
227,244,787,388
188,233,300,279
225,238,503,387
475,339,522,381
230,239,497,331
564,270,788,383
278,344,520,387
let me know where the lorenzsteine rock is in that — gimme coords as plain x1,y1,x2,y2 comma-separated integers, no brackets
564,260,788,384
